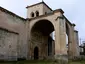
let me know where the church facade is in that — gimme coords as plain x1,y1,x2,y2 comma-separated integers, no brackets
0,2,79,61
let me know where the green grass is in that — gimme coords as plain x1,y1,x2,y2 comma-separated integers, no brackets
0,60,57,64
0,60,85,64
69,60,85,64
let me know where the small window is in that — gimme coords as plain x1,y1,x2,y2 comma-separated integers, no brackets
31,12,34,17
36,11,39,17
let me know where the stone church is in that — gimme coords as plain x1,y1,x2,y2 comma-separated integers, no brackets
0,1,79,60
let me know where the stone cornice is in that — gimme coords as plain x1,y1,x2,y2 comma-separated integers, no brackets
55,16,64,20
54,9,64,14
74,30,78,33
72,23,76,27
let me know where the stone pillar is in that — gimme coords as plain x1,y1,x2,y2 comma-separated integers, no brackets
55,16,67,60
68,26,73,59
73,30,80,57
68,24,75,59
26,20,31,60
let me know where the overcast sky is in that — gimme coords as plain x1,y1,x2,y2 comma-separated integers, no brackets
0,0,85,42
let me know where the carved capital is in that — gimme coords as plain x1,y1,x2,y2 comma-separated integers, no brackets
55,16,64,20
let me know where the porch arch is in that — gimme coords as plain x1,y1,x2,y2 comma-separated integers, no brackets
30,19,55,59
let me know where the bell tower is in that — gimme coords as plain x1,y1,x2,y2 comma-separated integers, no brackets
26,1,52,18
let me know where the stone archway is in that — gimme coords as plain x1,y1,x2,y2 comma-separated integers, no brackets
30,19,55,59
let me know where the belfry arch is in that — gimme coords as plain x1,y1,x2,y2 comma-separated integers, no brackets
30,19,55,59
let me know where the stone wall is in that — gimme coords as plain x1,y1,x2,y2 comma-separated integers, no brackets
0,9,27,60
30,30,48,59
0,28,19,61
43,3,52,14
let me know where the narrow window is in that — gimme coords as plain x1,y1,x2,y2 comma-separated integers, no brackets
31,12,34,17
36,11,39,17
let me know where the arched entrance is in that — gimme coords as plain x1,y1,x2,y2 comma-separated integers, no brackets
34,47,39,59
30,19,55,59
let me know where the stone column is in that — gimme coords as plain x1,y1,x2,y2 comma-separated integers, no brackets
73,30,80,57
68,24,75,59
54,16,67,60
25,20,31,60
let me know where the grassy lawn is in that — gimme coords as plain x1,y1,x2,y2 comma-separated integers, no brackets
69,60,85,64
0,60,85,64
0,60,57,64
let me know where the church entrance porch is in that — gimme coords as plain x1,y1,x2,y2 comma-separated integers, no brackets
29,20,55,60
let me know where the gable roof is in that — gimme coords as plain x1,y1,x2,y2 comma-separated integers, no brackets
26,1,52,11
